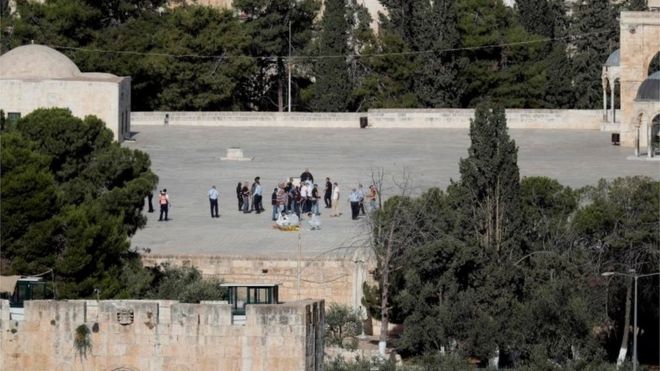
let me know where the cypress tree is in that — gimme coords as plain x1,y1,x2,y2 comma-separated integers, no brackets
457,103,521,254
309,0,351,111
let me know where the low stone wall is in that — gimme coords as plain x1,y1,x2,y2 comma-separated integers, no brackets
369,109,604,129
142,254,373,309
0,299,324,371
131,111,362,128
131,109,604,130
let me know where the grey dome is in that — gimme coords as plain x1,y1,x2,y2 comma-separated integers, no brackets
635,71,660,102
604,49,620,67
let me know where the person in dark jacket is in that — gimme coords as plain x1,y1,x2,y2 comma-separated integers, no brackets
300,168,314,183
236,182,243,211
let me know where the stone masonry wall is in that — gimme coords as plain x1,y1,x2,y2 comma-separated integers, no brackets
0,299,324,371
132,109,604,130
141,254,374,310
619,12,660,147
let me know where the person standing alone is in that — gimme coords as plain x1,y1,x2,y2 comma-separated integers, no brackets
158,189,170,221
208,185,219,218
349,188,360,220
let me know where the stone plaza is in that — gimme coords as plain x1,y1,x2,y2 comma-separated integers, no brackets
126,124,660,259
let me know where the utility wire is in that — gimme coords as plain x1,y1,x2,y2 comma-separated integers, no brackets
47,30,609,62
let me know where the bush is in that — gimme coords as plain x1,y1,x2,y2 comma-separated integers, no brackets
146,264,226,303
325,355,398,371
325,304,363,350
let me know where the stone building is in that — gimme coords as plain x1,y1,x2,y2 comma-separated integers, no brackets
0,298,324,371
603,2,660,157
0,44,131,143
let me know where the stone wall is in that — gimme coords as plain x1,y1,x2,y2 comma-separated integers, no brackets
619,11,660,147
132,111,362,128
142,254,373,310
368,109,604,129
131,109,604,130
0,298,324,371
0,78,130,143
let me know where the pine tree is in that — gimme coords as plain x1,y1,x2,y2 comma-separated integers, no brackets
309,0,352,111
516,0,574,107
457,103,521,254
626,0,648,11
412,0,462,107
378,0,461,107
569,0,619,109
234,0,319,111
516,0,567,40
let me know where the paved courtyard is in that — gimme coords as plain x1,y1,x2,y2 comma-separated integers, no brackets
125,126,659,258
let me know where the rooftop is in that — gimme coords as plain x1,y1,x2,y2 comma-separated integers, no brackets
125,126,659,258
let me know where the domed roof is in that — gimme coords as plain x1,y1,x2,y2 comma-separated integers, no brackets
635,71,660,102
604,49,620,67
0,44,81,79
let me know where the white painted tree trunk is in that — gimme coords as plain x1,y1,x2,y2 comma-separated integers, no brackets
488,347,500,369
617,277,633,367
378,340,387,357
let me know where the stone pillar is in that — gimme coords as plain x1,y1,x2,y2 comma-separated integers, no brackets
610,81,616,123
635,123,640,157
603,79,608,121
647,117,654,158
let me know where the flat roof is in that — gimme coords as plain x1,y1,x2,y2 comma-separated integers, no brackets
125,126,659,258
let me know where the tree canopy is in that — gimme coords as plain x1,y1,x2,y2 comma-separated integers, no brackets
1,108,158,298
367,106,659,367
0,0,634,111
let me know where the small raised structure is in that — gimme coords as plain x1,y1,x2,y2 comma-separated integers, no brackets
0,44,131,143
0,298,324,371
221,147,253,161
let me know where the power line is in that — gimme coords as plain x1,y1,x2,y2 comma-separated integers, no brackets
47,30,608,62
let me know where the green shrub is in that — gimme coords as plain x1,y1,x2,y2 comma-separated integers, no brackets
146,264,226,303
325,304,363,350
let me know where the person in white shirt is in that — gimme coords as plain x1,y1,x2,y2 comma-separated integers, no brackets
300,181,311,214
330,182,341,217
349,188,360,220
208,185,219,218
253,177,263,214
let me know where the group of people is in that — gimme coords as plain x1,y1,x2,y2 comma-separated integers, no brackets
148,168,380,226
347,184,378,220
236,177,264,215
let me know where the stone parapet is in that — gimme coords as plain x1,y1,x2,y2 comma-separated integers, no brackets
368,109,604,129
141,253,375,310
132,111,363,128
0,299,324,371
132,109,605,130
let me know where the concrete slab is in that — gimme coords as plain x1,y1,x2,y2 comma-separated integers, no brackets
124,126,659,258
